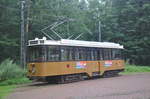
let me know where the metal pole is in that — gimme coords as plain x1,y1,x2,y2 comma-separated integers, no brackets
25,0,30,41
20,1,26,68
25,0,30,69
98,21,101,42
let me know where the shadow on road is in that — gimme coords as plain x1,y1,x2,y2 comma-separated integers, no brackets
28,82,57,87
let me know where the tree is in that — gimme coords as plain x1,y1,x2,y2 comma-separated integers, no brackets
0,0,150,65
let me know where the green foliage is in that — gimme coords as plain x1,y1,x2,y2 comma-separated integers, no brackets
0,0,20,62
122,64,150,74
113,0,150,65
0,59,25,81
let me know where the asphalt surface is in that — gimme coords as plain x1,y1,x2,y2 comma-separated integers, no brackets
8,73,150,99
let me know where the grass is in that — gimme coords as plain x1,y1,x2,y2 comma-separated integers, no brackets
0,77,31,99
122,64,150,74
0,59,31,99
0,77,31,86
0,85,16,99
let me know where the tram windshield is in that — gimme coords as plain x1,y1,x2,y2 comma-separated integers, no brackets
28,46,60,62
28,46,47,62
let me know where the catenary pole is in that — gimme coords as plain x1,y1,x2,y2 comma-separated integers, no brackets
98,21,101,42
25,0,30,69
20,0,26,68
25,0,30,42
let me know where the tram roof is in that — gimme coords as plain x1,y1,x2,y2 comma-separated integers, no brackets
28,37,124,49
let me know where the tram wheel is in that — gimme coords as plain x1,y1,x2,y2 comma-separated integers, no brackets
57,74,84,84
102,71,119,78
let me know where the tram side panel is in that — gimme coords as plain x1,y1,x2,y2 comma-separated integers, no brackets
99,60,124,74
28,61,99,77
27,60,124,79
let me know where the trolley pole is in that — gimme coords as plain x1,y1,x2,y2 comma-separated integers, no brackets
20,0,26,68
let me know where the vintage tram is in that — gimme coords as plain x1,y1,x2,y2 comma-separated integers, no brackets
27,37,124,83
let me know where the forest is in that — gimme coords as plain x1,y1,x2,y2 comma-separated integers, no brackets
0,0,150,66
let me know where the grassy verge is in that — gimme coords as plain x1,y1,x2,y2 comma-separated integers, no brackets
0,59,32,99
0,77,31,86
0,85,16,99
122,64,150,74
0,77,31,99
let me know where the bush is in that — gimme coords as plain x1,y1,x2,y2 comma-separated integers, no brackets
0,59,25,81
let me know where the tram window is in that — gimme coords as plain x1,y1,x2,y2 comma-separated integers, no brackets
91,48,97,61
74,47,85,61
91,49,94,60
108,49,112,60
121,50,124,59
74,48,79,60
67,47,75,61
99,48,103,60
103,48,112,60
103,49,106,60
93,49,98,60
86,48,92,60
112,49,122,59
61,47,68,61
47,46,60,61
80,48,86,60
78,48,82,60
28,46,47,62
103,49,107,60
110,49,113,59
41,47,47,61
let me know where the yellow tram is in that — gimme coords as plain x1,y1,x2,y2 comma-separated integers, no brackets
27,37,124,83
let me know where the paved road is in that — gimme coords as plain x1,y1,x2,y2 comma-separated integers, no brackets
8,73,150,99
